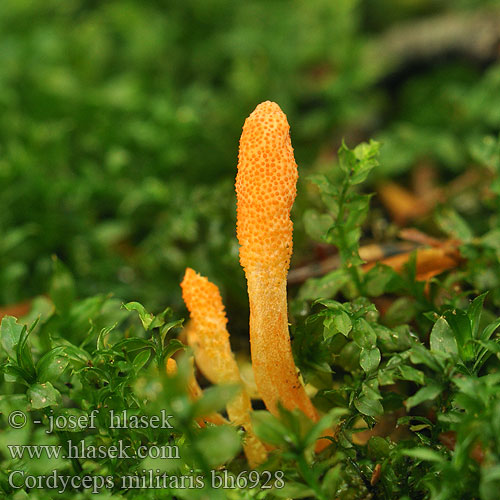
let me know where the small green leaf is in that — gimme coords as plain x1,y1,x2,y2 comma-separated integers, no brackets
132,350,151,372
402,447,445,463
303,210,334,242
352,318,377,349
338,341,362,372
123,302,154,330
97,323,117,351
16,320,36,381
430,317,458,356
397,416,433,427
1,316,24,359
367,436,391,459
354,395,383,417
339,139,380,185
405,384,443,410
468,293,487,339
113,338,155,352
162,339,186,361
52,341,91,368
397,365,425,385
314,299,343,310
321,466,342,497
37,347,70,382
324,310,352,339
410,345,442,372
360,347,381,373
445,309,474,362
252,411,291,447
410,424,431,432
334,311,352,336
480,318,500,342
28,382,61,409
149,306,174,329
160,319,184,344
2,363,29,382
298,269,349,301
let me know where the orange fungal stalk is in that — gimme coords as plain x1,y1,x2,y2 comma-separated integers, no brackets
180,268,267,467
235,101,327,444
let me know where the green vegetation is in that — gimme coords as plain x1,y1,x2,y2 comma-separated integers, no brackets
1,1,500,498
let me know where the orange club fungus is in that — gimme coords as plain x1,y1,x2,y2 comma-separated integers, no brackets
235,101,331,451
180,268,268,467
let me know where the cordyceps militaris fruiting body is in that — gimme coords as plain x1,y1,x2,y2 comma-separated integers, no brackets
236,101,330,450
180,268,268,467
